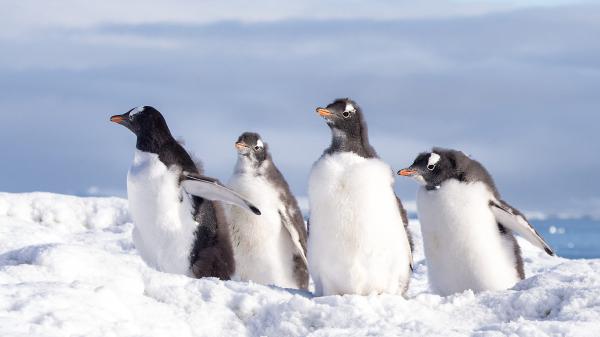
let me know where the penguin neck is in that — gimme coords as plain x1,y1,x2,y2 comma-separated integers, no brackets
235,154,272,176
326,126,377,158
426,184,441,191
135,129,174,154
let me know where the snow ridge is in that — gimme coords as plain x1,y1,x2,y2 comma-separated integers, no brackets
1,192,599,337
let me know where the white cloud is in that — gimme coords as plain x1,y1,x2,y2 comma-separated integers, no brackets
1,1,599,216
0,0,518,38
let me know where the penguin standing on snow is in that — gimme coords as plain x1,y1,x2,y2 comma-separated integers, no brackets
225,132,309,290
110,106,260,280
308,98,413,296
399,148,555,296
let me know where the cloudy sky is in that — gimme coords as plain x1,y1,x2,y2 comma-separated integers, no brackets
1,0,599,217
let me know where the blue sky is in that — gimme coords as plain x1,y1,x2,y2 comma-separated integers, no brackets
1,0,600,217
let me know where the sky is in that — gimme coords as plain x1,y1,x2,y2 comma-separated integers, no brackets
1,0,600,218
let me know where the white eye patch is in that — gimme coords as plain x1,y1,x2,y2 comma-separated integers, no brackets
256,139,264,148
344,103,356,113
130,106,146,118
428,153,441,167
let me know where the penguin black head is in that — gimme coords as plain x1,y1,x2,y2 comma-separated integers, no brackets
110,106,168,136
316,98,364,134
398,148,474,190
235,132,268,164
315,98,377,158
110,106,174,152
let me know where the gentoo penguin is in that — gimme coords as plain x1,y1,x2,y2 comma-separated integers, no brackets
399,148,555,296
225,132,309,290
110,106,261,280
308,98,413,296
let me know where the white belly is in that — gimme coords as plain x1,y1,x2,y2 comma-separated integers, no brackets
417,180,520,296
225,174,299,289
308,152,412,296
127,150,197,276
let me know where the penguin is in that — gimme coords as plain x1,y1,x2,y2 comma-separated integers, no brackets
225,132,309,290
110,106,261,280
308,98,413,296
398,148,555,296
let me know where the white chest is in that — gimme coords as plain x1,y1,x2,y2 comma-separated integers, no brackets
417,180,521,295
225,173,298,288
127,150,197,275
307,152,411,296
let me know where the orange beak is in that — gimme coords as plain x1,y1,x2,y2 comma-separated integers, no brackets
110,115,125,124
398,169,417,177
235,142,249,150
316,108,332,117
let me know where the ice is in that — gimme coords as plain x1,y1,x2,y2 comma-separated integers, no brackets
1,192,599,336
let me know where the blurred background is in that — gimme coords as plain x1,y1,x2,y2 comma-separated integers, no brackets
1,0,599,257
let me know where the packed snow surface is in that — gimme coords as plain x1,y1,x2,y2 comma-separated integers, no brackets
1,192,599,337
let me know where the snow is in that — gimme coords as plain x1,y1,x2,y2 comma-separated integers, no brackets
1,192,600,337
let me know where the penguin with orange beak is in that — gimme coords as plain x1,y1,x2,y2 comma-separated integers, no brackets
398,148,554,295
225,132,309,290
307,98,413,296
110,106,260,280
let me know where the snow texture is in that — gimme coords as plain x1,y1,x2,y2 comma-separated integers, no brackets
1,192,600,337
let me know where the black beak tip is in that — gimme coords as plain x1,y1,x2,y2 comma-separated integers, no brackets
250,206,261,216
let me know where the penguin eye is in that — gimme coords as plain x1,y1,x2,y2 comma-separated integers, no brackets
342,111,351,118
254,146,261,151
427,164,436,171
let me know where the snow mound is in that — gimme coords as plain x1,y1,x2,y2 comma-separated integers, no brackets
1,192,600,337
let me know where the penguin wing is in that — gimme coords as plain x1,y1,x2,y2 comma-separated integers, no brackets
182,174,261,215
279,209,308,266
489,199,555,256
